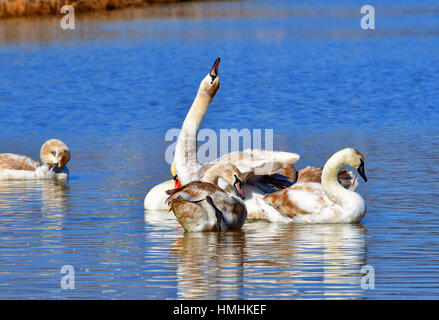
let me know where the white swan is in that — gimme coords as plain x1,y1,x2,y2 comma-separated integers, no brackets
144,163,180,211
167,164,247,232
173,58,300,219
0,139,70,180
256,148,367,224
144,179,175,210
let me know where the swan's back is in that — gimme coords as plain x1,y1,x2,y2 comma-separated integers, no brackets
0,154,41,171
0,154,47,180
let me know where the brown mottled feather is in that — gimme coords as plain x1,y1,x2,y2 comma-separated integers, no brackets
278,164,298,183
166,181,223,205
247,210,267,220
170,198,218,232
0,154,40,171
263,188,310,218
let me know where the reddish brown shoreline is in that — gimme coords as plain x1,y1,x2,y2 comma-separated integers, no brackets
0,0,193,18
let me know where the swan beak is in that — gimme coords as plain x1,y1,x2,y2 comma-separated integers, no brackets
174,175,182,189
234,181,245,199
357,159,367,182
210,57,220,79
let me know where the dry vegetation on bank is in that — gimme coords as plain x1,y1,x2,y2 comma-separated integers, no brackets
0,0,191,18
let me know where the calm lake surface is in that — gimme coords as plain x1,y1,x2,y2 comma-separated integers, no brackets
0,0,438,299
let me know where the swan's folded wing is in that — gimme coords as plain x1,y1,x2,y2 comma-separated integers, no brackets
277,164,298,182
170,198,218,232
166,181,222,205
211,149,300,176
296,166,323,184
0,154,41,171
262,183,325,218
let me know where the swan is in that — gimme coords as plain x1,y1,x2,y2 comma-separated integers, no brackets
144,179,175,210
256,148,367,224
173,57,301,219
166,164,247,232
144,163,181,211
0,139,70,180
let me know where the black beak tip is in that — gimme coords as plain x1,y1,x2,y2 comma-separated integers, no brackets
357,167,367,182
356,159,367,182
210,57,221,77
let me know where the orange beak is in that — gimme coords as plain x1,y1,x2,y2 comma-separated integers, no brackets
174,175,182,189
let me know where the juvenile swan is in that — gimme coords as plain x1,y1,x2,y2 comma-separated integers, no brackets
0,139,70,180
166,164,247,232
256,148,367,224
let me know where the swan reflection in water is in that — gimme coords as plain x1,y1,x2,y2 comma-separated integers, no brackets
144,209,182,231
164,221,367,299
0,179,70,229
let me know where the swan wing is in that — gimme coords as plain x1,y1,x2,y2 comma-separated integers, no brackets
170,197,218,232
166,181,222,205
262,182,327,218
0,154,41,171
211,149,300,176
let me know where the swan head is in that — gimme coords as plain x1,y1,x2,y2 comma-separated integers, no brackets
170,162,181,189
344,148,367,182
40,139,70,171
198,57,220,98
218,164,246,200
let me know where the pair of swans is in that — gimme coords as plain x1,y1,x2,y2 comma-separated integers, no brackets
0,139,70,180
145,58,368,231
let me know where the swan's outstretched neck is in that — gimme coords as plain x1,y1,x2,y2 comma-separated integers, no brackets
174,91,213,183
174,58,220,184
321,149,353,206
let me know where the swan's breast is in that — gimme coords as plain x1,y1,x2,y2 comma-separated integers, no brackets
144,179,174,210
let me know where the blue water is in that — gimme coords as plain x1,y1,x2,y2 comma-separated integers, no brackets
0,0,438,299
